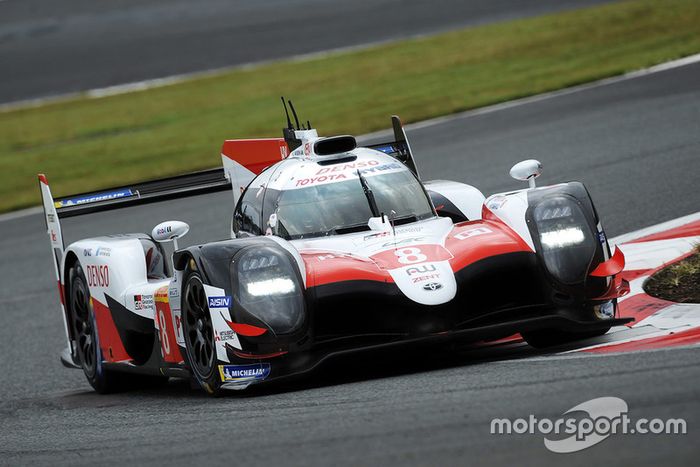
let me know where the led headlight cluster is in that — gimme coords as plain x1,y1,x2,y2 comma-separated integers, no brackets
233,246,304,334
533,196,596,284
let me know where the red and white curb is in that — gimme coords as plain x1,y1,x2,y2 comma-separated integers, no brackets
567,212,700,354
478,212,700,356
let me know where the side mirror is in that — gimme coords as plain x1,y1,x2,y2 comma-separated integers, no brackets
152,220,189,250
510,159,543,189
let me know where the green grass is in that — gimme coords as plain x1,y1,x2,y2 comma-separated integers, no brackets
2,0,700,212
645,245,700,303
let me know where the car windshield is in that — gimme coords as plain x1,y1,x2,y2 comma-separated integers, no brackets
274,169,434,239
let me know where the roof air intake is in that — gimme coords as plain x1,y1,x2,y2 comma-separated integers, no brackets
314,135,357,156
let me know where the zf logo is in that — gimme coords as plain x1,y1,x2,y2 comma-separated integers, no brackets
86,264,109,287
208,296,232,308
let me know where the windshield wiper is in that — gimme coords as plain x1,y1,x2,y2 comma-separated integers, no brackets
357,169,380,217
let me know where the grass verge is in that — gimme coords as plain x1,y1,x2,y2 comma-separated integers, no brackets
645,245,700,303
2,0,700,212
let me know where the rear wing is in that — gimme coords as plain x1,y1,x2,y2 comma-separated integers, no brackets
44,168,231,220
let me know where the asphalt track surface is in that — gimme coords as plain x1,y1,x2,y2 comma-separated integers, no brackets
0,0,615,104
1,62,700,465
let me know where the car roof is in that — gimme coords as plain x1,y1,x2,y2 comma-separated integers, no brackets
263,147,412,192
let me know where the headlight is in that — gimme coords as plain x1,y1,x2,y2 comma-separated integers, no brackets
533,196,596,284
246,277,296,297
540,227,585,248
233,246,304,334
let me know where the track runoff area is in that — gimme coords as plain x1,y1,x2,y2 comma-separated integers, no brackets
474,212,700,356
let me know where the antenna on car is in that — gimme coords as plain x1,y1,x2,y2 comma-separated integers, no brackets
288,99,301,130
281,96,303,151
281,96,294,130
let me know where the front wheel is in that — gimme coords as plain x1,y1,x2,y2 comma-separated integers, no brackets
181,269,222,396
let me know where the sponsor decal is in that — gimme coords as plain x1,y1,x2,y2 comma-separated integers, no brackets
422,282,443,291
315,160,379,175
396,225,423,234
487,196,508,210
412,274,441,283
156,225,172,236
86,264,109,287
219,363,271,383
316,253,339,261
47,213,55,223
593,301,615,319
174,313,184,344
95,247,111,257
154,289,169,303
454,226,493,240
406,265,441,282
295,173,347,187
405,264,437,276
134,294,154,311
364,231,391,241
598,231,607,244
168,287,179,298
54,189,133,208
358,162,402,175
372,144,396,155
51,230,57,242
208,296,232,308
304,142,311,155
214,328,237,342
381,237,426,248
83,248,93,256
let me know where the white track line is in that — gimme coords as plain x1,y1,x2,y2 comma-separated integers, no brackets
0,25,477,114
359,53,700,141
0,206,43,222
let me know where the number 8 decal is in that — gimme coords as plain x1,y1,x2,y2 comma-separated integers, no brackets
158,309,170,356
396,247,427,264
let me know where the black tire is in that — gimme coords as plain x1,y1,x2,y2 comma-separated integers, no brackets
69,261,168,393
181,269,222,395
522,326,611,349
69,262,124,393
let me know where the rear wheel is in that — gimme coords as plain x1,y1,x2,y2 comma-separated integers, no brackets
182,269,222,395
69,262,123,393
69,261,168,393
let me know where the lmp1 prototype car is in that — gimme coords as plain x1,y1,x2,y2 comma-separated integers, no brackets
39,102,631,395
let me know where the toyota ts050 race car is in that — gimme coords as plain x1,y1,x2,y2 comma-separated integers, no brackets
39,101,631,395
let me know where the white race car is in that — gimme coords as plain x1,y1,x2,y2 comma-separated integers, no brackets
39,101,630,395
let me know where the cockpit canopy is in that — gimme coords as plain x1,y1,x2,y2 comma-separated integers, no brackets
233,150,435,240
